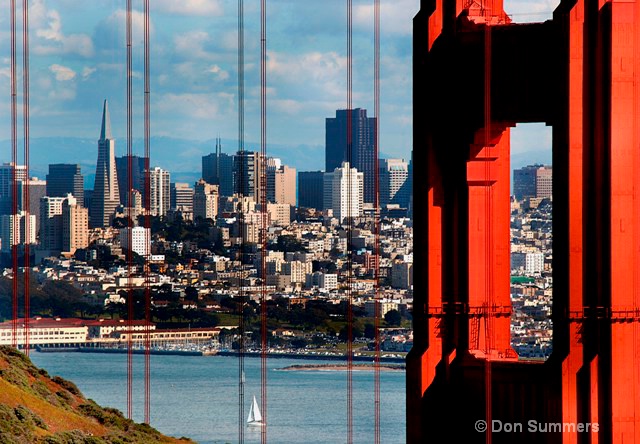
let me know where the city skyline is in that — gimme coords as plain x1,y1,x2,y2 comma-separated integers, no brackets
0,1,557,182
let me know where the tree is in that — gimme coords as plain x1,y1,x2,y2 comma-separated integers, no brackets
384,309,402,327
364,323,377,339
290,338,308,349
339,323,363,342
269,235,306,253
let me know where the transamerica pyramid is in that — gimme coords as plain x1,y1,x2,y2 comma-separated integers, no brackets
90,100,120,228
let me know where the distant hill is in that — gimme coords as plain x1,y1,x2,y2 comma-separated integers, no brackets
0,346,193,443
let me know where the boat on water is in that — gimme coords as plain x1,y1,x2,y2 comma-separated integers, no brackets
247,395,264,427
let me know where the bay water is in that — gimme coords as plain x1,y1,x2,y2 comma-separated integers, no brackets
30,352,406,443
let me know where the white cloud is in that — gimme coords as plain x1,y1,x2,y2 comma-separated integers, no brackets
154,0,223,16
81,67,96,80
354,0,418,35
50,64,76,81
34,8,93,57
174,31,213,60
208,65,230,80
94,9,153,51
267,51,347,100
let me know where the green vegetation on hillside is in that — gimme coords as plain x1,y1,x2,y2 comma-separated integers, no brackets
0,346,193,443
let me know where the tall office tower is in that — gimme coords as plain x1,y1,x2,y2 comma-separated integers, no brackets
26,178,47,233
46,164,84,203
40,194,87,255
379,159,410,208
325,108,377,204
40,196,66,251
298,171,324,210
202,138,234,196
149,167,170,217
513,164,553,199
90,100,120,228
0,163,27,215
513,164,539,199
170,182,194,211
233,150,264,203
0,211,36,253
115,155,147,205
193,179,219,220
62,195,89,254
535,165,553,198
266,160,296,206
328,162,363,223
83,190,93,215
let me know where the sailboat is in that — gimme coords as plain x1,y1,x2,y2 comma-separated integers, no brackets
247,395,264,426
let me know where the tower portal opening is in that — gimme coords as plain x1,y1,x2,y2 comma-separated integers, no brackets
509,122,552,361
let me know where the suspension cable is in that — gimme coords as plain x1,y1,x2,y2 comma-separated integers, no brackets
237,0,246,442
373,0,381,442
260,0,268,442
346,0,354,442
143,0,152,424
126,0,134,420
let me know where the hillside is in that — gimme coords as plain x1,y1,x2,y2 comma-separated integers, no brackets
0,346,193,443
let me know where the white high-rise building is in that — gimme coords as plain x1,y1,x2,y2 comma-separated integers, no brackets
327,162,363,223
150,167,170,217
379,159,409,208
119,226,150,257
0,211,36,253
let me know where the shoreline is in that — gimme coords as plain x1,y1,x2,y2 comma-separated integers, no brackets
278,363,405,372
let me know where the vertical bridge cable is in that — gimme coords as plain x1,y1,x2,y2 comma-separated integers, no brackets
483,22,493,444
22,0,31,358
260,0,268,442
373,0,381,442
143,0,151,425
10,0,18,350
237,0,245,442
346,0,353,442
126,0,134,421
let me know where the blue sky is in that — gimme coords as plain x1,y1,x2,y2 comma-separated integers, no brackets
0,0,558,173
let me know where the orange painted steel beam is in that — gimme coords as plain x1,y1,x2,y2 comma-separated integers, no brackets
410,0,640,441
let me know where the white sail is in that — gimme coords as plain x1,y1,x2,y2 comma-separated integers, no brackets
247,395,263,425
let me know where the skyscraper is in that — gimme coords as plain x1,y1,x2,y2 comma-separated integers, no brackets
170,182,194,212
379,158,410,208
513,164,553,199
62,195,89,254
90,100,120,228
202,138,234,197
46,164,84,203
266,160,296,206
115,155,148,206
325,108,376,204
40,194,87,255
40,196,66,251
0,211,36,254
326,162,363,223
233,151,264,204
298,171,324,210
0,163,26,215
193,179,219,221
149,167,170,217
